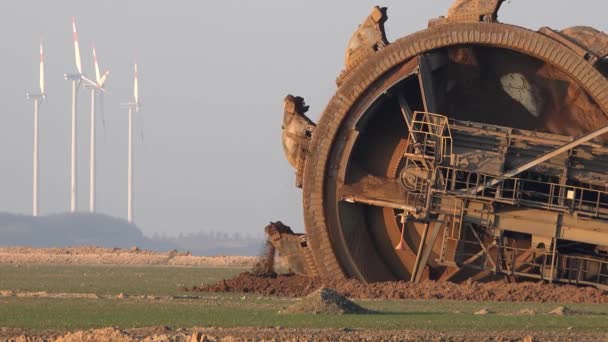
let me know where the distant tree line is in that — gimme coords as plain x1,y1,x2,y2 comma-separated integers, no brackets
0,213,264,256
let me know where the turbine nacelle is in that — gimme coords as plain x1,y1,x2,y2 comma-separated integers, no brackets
25,92,45,100
64,73,82,81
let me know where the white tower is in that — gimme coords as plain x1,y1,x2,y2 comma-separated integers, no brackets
87,45,110,212
122,63,140,223
26,40,46,216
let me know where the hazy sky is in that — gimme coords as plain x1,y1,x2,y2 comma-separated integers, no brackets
0,1,606,236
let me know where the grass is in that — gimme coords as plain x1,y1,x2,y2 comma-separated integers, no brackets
1,264,607,333
1,297,607,333
0,264,244,296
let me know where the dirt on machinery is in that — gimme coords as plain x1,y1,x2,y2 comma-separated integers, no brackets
196,221,608,304
192,272,608,304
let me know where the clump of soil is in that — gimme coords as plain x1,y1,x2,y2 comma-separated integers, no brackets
281,288,371,315
474,308,493,315
518,308,537,315
192,272,608,304
549,306,572,316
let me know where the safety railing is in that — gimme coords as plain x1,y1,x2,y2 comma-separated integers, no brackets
438,238,608,288
407,112,453,164
500,245,608,288
433,166,608,219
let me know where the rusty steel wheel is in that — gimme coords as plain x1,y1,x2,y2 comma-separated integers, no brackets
302,21,608,282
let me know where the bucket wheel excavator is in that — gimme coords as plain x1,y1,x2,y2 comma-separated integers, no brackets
277,0,608,289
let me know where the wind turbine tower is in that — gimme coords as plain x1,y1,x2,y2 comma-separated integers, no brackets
86,45,110,212
26,40,46,217
122,63,140,223
64,17,95,213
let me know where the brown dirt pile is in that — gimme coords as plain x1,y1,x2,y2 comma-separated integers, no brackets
0,246,257,267
193,272,608,303
54,327,133,342
3,327,605,342
281,288,372,315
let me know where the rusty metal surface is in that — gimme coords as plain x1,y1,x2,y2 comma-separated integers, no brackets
337,6,389,87
561,26,608,63
265,222,317,277
447,0,505,21
278,0,608,289
281,95,315,188
429,0,505,26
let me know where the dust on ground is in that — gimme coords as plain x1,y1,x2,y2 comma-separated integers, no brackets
1,326,605,342
0,247,257,267
192,272,608,304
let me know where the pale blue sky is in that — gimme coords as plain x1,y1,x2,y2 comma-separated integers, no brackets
0,1,605,236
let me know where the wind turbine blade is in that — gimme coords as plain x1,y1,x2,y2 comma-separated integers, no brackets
133,63,139,105
39,39,45,95
81,75,97,87
93,45,101,84
72,17,83,74
100,70,110,88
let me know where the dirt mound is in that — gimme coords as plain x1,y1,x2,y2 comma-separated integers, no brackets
194,272,322,297
473,308,494,315
0,246,258,267
549,306,573,316
281,288,371,315
518,308,537,315
55,327,133,342
193,272,608,303
5,327,604,342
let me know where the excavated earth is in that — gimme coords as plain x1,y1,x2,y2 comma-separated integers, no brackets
0,247,257,267
193,272,608,303
280,288,372,315
2,327,605,342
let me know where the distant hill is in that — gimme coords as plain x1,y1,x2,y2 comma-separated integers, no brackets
0,213,264,256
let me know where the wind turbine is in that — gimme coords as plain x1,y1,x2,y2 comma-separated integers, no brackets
26,39,46,217
122,63,140,223
64,17,95,213
86,44,110,212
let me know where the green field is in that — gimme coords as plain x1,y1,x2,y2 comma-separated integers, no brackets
2,296,608,333
1,264,608,334
0,264,244,296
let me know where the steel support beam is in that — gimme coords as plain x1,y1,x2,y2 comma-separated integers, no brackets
411,215,446,283
467,123,608,195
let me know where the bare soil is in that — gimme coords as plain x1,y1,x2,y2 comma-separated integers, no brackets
0,247,257,267
193,272,608,304
1,327,604,342
280,288,372,315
